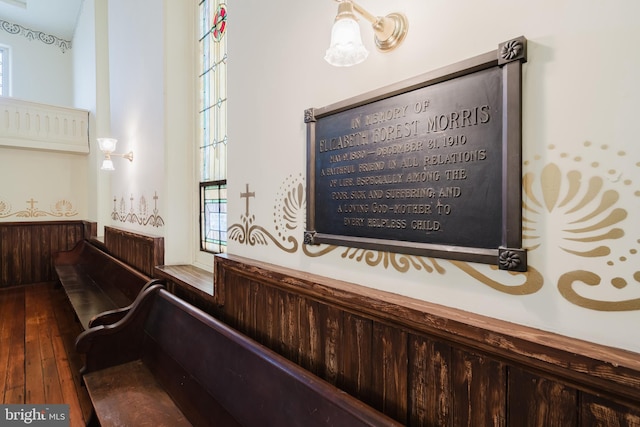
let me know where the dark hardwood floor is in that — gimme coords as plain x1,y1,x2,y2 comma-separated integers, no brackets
0,282,93,427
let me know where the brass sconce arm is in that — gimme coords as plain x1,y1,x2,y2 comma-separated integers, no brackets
350,1,408,51
109,151,134,162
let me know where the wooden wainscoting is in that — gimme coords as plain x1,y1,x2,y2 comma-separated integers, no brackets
102,226,164,278
213,254,640,426
0,221,96,288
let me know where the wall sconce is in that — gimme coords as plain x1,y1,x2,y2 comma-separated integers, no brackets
325,0,408,67
97,137,133,171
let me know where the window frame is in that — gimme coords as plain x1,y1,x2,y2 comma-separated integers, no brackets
198,0,228,255
199,179,228,254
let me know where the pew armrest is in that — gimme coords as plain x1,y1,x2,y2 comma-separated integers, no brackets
76,283,165,375
87,279,166,328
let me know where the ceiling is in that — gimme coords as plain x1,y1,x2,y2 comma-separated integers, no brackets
0,0,84,40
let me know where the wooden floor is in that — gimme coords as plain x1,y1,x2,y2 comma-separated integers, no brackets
0,282,93,427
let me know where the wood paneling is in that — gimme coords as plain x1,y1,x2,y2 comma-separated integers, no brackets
508,367,578,427
408,335,451,426
0,221,95,288
581,393,640,426
451,349,506,427
213,254,640,426
371,323,407,422
103,226,164,277
0,222,161,290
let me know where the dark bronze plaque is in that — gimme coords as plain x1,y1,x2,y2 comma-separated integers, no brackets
305,37,527,271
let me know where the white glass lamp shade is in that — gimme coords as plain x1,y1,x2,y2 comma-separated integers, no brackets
97,137,118,153
324,17,369,67
101,158,115,171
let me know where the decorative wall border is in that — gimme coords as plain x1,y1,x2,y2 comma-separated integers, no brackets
0,20,71,53
111,192,165,228
227,138,640,312
0,197,78,218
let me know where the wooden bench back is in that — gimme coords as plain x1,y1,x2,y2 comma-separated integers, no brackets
103,226,164,277
0,220,96,288
55,239,150,305
77,285,401,427
143,289,400,427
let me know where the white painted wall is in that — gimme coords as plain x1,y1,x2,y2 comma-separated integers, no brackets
3,0,639,355
103,0,195,263
105,0,166,239
226,0,640,352
0,25,73,106
0,14,87,222
72,0,101,230
0,145,88,221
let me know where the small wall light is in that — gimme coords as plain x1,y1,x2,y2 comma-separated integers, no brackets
97,137,133,171
325,0,408,67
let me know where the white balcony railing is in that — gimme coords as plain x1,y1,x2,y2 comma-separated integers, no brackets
0,97,89,154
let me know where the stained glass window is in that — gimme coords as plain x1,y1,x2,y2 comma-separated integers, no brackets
199,1,227,253
200,181,227,253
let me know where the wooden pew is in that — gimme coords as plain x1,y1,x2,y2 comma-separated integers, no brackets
53,239,162,329
75,285,402,427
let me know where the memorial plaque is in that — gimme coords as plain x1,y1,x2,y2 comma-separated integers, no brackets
305,37,528,271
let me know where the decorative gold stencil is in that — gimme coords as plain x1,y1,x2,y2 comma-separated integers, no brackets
111,192,164,227
0,197,78,218
523,142,640,311
229,177,301,253
229,141,639,311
